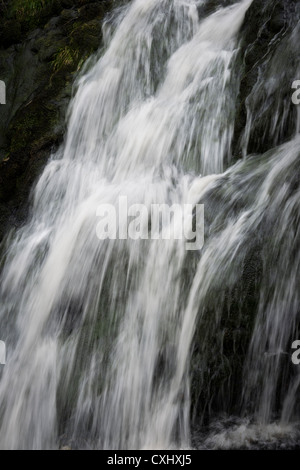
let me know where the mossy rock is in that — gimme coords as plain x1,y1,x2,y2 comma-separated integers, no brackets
35,30,67,61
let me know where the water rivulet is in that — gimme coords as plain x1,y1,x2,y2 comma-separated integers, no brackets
0,0,299,449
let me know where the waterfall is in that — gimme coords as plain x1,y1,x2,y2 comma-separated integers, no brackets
0,0,299,450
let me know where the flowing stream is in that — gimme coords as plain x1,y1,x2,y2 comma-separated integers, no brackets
0,0,299,450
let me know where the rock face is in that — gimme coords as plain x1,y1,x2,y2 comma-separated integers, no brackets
0,0,117,242
233,0,300,156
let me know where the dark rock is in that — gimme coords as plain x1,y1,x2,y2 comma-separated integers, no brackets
198,0,238,18
233,0,300,156
0,20,22,48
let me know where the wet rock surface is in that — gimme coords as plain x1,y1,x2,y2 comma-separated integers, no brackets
233,0,300,156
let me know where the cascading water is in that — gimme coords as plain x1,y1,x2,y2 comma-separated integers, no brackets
0,0,299,450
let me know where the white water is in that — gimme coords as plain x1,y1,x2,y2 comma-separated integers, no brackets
0,0,299,450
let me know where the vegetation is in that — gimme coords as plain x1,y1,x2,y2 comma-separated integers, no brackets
1,0,109,34
9,0,54,19
0,0,56,31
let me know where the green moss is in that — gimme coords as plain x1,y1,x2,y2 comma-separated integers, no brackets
8,100,58,153
7,0,57,31
10,0,54,17
52,45,81,74
51,20,103,75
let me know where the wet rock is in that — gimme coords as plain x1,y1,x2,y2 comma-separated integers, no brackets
233,0,300,156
